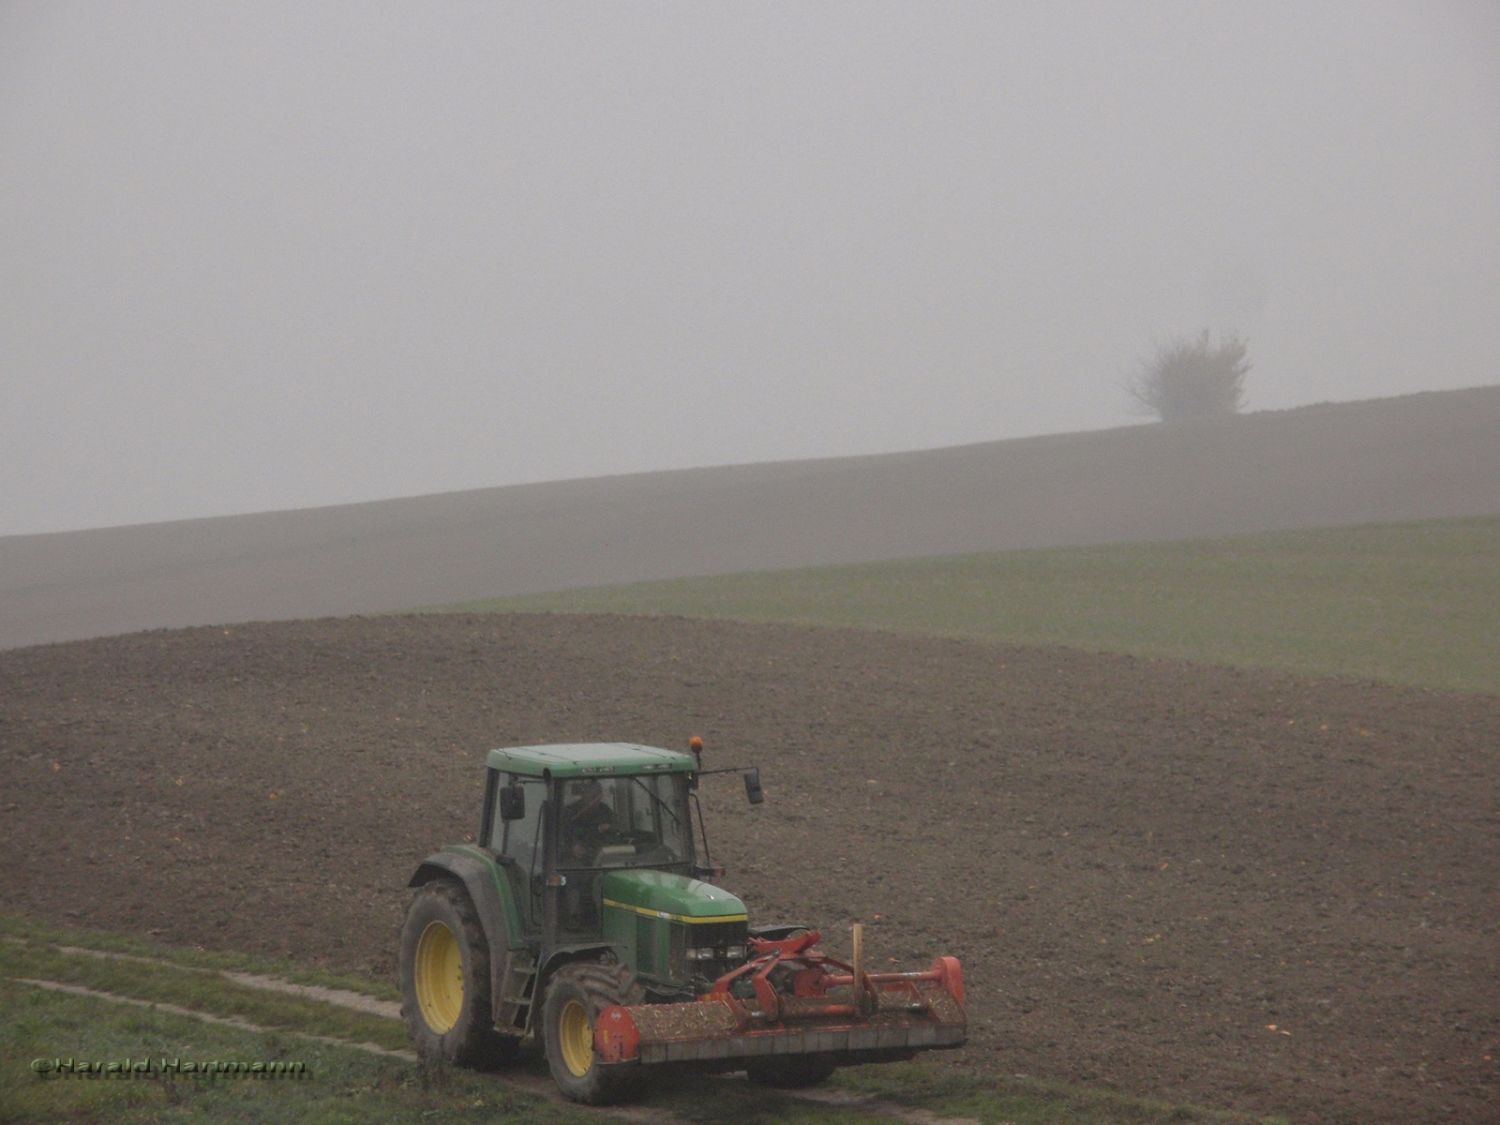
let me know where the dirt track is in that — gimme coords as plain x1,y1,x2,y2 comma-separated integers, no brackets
1,614,1496,1122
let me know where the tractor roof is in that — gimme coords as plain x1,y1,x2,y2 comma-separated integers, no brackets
486,742,696,779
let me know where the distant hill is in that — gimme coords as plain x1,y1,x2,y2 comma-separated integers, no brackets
2,385,1497,650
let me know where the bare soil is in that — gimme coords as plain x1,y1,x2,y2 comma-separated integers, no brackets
1,613,1496,1122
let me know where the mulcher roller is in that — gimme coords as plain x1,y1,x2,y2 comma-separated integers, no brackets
593,929,967,1068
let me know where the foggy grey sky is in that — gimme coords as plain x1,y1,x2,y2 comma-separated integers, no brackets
3,1,1497,536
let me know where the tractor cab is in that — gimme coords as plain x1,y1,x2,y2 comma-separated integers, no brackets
552,774,693,925
479,742,750,996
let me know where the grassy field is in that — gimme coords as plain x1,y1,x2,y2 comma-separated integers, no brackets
436,515,1500,695
0,913,1281,1124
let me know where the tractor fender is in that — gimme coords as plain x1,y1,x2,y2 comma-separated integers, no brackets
407,850,517,1024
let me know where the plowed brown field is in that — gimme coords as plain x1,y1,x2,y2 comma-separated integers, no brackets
2,614,1496,1122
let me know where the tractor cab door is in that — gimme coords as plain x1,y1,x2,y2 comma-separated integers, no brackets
550,776,618,939
495,773,547,936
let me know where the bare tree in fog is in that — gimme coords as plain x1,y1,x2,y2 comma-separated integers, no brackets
1127,330,1251,422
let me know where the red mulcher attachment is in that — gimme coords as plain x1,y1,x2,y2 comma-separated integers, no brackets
594,927,966,1068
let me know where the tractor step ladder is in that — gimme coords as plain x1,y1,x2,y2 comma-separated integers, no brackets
498,950,538,1032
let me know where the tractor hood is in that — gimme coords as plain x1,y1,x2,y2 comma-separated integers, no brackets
600,869,747,923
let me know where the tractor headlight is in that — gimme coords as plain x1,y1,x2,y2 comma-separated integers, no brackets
674,921,750,980
686,944,747,963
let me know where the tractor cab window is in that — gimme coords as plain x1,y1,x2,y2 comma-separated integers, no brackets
626,773,691,866
558,774,691,870
498,775,545,878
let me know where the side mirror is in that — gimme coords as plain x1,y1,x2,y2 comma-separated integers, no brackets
743,768,764,805
499,783,526,821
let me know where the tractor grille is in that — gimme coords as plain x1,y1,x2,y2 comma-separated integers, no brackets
687,919,749,950
668,918,750,986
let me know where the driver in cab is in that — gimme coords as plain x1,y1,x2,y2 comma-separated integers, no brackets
561,779,614,864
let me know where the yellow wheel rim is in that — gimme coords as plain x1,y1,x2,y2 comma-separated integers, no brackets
558,998,594,1078
414,920,463,1033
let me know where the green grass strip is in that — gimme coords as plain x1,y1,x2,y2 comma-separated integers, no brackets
1,975,589,1125
0,912,1285,1122
432,515,1500,695
0,912,399,1003
0,940,408,1054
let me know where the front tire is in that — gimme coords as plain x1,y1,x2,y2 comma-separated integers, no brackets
398,881,519,1067
542,960,644,1104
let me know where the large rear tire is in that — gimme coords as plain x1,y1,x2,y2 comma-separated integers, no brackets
398,880,520,1067
542,960,645,1104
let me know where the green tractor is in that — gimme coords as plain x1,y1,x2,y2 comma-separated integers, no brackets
399,740,966,1104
